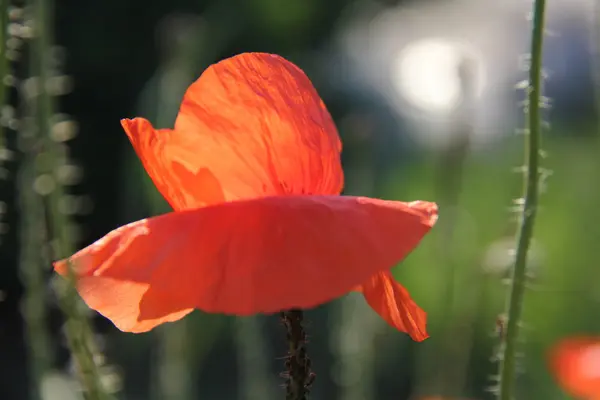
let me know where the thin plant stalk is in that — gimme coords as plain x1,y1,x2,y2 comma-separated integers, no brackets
434,59,473,397
236,317,277,400
413,58,474,398
17,130,52,399
0,0,8,149
333,158,379,400
497,0,547,399
16,1,51,398
333,295,381,400
147,76,193,399
153,322,192,400
141,19,199,399
13,2,54,397
28,0,110,398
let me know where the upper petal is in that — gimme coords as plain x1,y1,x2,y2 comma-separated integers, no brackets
122,53,343,211
54,196,437,329
358,271,428,341
122,118,227,211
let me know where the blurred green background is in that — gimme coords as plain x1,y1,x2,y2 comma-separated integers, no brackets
1,0,599,399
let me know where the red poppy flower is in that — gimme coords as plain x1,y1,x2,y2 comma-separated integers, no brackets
53,53,437,341
549,336,600,399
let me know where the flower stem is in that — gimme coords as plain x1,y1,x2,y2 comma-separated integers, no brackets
498,0,547,399
280,309,314,400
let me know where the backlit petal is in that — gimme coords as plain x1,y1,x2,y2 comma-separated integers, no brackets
121,119,226,211
549,337,600,399
77,277,192,333
54,196,437,330
359,271,428,341
54,240,193,333
122,53,343,211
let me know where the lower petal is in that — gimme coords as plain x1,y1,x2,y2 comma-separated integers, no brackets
54,195,436,331
76,276,193,332
360,271,428,341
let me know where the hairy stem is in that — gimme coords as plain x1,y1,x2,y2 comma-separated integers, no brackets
18,133,51,399
280,309,314,400
0,0,7,149
498,0,547,399
28,0,110,398
10,2,53,397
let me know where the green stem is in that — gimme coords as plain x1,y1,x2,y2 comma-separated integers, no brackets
0,0,8,149
18,140,52,400
59,276,111,400
28,0,111,398
498,0,547,399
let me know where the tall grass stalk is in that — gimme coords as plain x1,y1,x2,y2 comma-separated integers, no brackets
27,0,111,398
333,161,379,400
0,0,8,149
18,102,52,400
412,57,475,399
333,295,381,400
236,317,277,400
0,0,12,240
497,0,547,398
433,58,475,397
15,1,52,398
138,18,201,398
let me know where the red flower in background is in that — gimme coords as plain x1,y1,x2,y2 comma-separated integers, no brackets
54,53,438,341
550,336,600,399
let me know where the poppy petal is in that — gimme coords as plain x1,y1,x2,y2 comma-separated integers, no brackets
358,271,428,341
122,52,343,211
549,337,600,399
76,277,193,333
121,119,226,211
54,195,436,330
